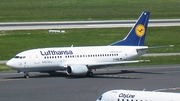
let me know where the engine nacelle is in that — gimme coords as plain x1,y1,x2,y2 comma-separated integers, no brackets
66,64,88,76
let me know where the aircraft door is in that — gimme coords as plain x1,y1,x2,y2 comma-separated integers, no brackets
18,62,23,68
34,55,40,64
118,52,128,61
124,53,128,60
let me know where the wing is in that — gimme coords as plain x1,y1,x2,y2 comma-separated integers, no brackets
64,60,149,75
88,60,149,67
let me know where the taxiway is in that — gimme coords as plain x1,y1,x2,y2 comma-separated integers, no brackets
0,19,180,30
0,64,180,101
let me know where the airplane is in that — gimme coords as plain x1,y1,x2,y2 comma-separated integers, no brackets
96,89,180,101
5,11,171,78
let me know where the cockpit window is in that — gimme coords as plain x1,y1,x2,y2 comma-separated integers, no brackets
14,56,19,58
14,56,26,59
97,96,102,100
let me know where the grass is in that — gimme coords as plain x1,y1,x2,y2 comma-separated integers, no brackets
0,0,180,22
0,64,12,71
0,26,180,60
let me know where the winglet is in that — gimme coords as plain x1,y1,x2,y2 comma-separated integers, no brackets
110,11,150,46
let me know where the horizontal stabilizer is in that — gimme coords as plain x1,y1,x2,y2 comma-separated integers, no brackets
136,45,174,51
148,45,174,49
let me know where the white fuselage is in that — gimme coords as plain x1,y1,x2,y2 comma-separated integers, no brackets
97,90,180,101
6,46,148,72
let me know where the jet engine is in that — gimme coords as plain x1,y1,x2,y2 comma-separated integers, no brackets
66,64,88,76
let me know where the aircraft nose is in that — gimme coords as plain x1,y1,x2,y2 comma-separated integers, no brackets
6,59,17,69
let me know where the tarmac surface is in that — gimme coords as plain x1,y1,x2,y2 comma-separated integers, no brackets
0,64,180,101
1,19,180,30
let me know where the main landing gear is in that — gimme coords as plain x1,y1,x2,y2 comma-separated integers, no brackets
86,70,94,77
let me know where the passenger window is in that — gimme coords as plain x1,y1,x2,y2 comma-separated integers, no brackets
14,56,19,58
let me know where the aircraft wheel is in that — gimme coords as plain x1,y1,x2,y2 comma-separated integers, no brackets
86,71,94,77
24,74,30,78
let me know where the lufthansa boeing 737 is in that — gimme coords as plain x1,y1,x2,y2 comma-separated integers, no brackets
96,89,180,101
6,11,171,78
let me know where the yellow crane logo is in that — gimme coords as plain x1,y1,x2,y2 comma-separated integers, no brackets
135,24,145,37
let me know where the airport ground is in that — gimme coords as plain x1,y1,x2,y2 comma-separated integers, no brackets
0,64,180,101
1,1,180,101
0,19,179,101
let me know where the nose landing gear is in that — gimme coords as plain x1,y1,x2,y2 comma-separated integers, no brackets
18,71,30,78
23,71,29,78
24,73,29,78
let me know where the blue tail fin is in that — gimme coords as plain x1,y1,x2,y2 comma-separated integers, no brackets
110,11,150,46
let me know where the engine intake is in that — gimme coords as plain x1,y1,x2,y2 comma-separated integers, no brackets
66,65,88,76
